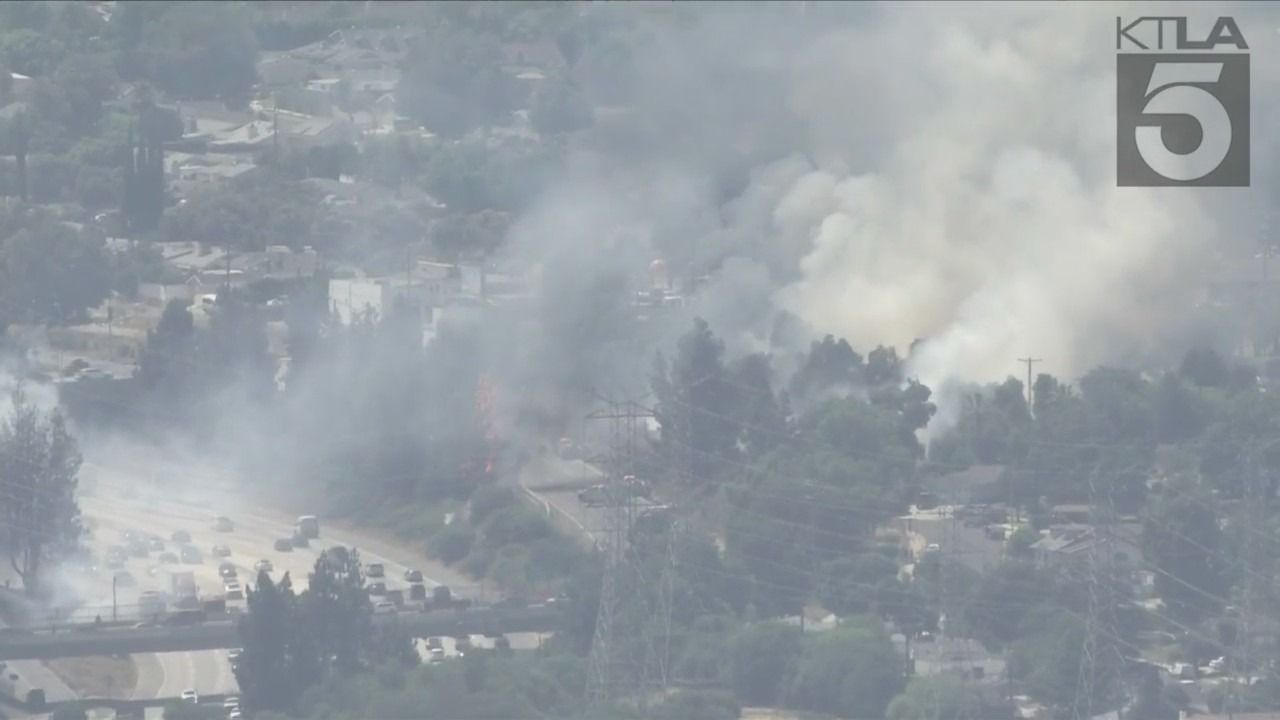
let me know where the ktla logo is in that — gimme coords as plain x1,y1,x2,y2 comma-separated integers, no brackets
1116,16,1249,187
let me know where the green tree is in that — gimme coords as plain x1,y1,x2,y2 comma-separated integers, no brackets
783,619,905,719
651,689,740,720
887,676,984,720
0,110,30,201
727,622,803,707
0,386,83,594
120,2,258,103
235,572,319,712
398,26,519,137
0,211,109,326
1142,483,1224,620
137,298,196,405
652,318,740,484
790,334,864,402
302,548,370,676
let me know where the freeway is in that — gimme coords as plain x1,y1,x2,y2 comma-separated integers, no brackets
20,445,491,702
0,605,562,661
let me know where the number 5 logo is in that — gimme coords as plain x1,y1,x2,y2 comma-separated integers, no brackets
1134,62,1232,181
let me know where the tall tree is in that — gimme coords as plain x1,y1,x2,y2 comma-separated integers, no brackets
235,572,318,713
0,110,30,201
652,318,739,484
0,386,82,594
303,548,371,676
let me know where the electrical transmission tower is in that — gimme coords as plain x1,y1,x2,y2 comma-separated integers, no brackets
585,397,658,710
1074,463,1124,720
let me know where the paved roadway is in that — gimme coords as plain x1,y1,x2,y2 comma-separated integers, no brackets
0,606,562,661
518,452,630,547
36,450,486,702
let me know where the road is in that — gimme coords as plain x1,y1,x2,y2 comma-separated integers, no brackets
900,506,1007,573
519,452,639,546
36,449,487,702
0,606,562,661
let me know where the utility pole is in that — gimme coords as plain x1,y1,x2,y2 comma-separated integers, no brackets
1017,357,1042,415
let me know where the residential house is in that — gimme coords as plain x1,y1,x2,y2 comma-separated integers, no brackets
330,276,434,329
1029,523,1142,572
258,53,313,87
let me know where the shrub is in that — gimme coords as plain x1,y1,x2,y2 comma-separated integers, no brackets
429,524,475,565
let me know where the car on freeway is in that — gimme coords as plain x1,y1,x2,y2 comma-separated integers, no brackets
212,544,232,558
297,515,320,539
219,562,237,579
274,538,294,552
180,689,198,704
171,529,192,544
180,545,202,564
215,516,234,532
367,563,385,579
148,536,164,552
404,569,424,583
158,551,179,564
373,600,397,615
126,538,149,558
254,559,273,573
455,635,473,655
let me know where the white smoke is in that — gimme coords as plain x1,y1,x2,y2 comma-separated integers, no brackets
726,2,1278,419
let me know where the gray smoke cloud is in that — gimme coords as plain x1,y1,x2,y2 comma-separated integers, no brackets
518,2,1280,434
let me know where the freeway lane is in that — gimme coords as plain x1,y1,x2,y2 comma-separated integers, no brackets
0,605,562,661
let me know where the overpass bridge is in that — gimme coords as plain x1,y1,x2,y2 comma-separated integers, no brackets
0,604,562,661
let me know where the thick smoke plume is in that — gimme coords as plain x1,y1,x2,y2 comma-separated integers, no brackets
520,3,1280,433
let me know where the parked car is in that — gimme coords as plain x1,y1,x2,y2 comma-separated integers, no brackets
367,581,387,596
408,584,428,602
429,647,445,663
148,537,165,552
171,529,192,544
224,697,241,711
367,563,385,579
180,545,202,564
290,532,310,548
426,637,443,650
214,516,234,532
374,600,397,615
219,562,237,580
404,569,424,583
180,689,198,704
254,559,273,573
212,545,231,558
274,538,293,552
158,552,179,564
